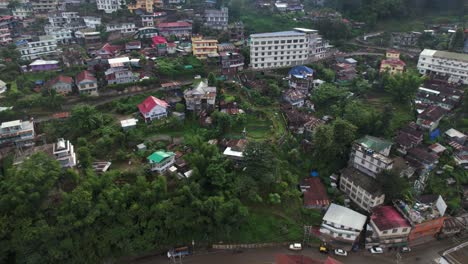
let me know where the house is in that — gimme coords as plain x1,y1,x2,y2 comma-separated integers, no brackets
0,119,35,147
184,81,217,112
92,161,112,173
167,42,177,54
339,167,385,212
138,96,169,122
29,59,59,72
0,80,6,94
220,101,244,115
219,51,244,75
445,128,467,145
45,75,73,95
283,89,306,107
288,65,314,94
275,254,343,264
125,41,142,51
391,32,422,48
53,138,77,168
380,57,406,75
416,105,446,131
228,21,245,42
394,195,447,246
95,43,123,59
222,139,247,160
75,70,98,95
105,23,137,34
350,135,393,178
335,62,357,83
440,215,468,238
454,148,468,166
135,27,159,39
204,7,228,30
405,147,439,173
157,21,192,38
152,36,168,55
120,118,138,130
320,203,367,250
301,177,330,209
395,122,424,154
105,57,138,85
147,150,175,173
192,36,218,59
366,206,412,249
96,0,121,13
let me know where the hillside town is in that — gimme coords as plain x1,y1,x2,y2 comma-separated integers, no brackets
0,0,467,263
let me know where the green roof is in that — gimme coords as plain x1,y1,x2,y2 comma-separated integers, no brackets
356,135,392,153
147,151,175,163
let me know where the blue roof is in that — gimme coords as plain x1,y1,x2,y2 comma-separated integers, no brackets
288,65,314,79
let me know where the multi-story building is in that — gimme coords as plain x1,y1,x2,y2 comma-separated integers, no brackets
31,0,59,13
157,21,192,38
75,70,98,95
219,51,244,75
96,0,121,13
17,36,59,61
320,203,367,250
53,138,77,168
75,29,101,45
417,49,468,84
228,21,244,42
147,150,175,173
0,119,35,147
0,28,11,45
128,0,154,13
295,28,332,61
391,31,422,48
350,135,394,178
0,16,19,39
141,15,155,27
138,96,169,122
416,105,446,131
437,241,468,264
380,50,406,75
83,16,101,29
184,81,216,112
287,65,314,94
192,35,218,59
135,27,159,39
366,206,412,249
204,7,228,30
12,3,33,19
44,26,73,44
105,57,138,85
106,23,137,34
394,195,447,246
339,167,385,212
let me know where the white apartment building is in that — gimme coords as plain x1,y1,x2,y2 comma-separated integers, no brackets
31,0,59,13
340,167,385,212
0,119,35,147
44,26,73,44
417,49,468,85
106,23,137,34
249,28,331,70
350,135,394,178
0,28,11,45
96,0,121,13
204,7,228,30
53,138,77,168
320,203,367,247
12,4,33,19
17,36,59,61
83,16,102,29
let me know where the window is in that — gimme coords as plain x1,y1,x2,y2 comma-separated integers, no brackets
267,41,272,44
261,41,266,45
274,40,279,44
392,229,397,233
293,39,298,43
383,230,388,234
287,40,292,43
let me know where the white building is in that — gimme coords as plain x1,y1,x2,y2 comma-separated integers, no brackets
320,203,367,247
339,167,385,212
417,49,468,84
204,7,228,30
350,135,394,178
31,0,59,13
249,28,331,70
96,0,121,13
12,4,33,19
0,120,35,147
106,23,137,34
147,151,176,173
137,96,169,122
17,36,59,61
53,138,77,168
44,26,73,44
83,16,102,29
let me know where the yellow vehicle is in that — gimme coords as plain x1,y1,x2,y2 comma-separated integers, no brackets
319,244,329,254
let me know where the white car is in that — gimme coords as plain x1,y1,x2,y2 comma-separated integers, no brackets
289,243,302,251
401,247,411,253
370,246,384,254
334,249,347,256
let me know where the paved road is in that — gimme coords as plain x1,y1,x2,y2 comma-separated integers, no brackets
129,239,457,264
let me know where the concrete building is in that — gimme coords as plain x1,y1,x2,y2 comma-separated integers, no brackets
380,50,406,75
339,167,385,212
437,241,468,264
45,75,73,95
0,120,35,147
17,36,59,61
128,0,155,13
147,150,175,173
416,105,446,131
204,7,228,30
192,35,218,59
417,49,468,84
12,4,33,19
106,23,137,34
44,26,73,44
31,0,59,13
0,27,11,45
350,135,394,178
366,206,412,249
184,81,216,112
287,65,314,94
96,0,121,13
157,21,192,38
53,138,77,168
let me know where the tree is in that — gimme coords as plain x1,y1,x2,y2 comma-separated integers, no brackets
77,146,92,169
243,141,277,188
448,28,465,51
351,78,371,95
175,103,185,112
383,71,424,104
208,72,217,86
69,105,104,134
377,170,411,203
311,83,348,109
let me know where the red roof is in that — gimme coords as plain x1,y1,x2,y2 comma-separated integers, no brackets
303,177,330,207
75,70,97,84
152,36,167,45
46,75,73,87
371,205,411,231
99,43,122,55
157,21,192,28
381,59,406,67
52,112,70,119
138,96,168,115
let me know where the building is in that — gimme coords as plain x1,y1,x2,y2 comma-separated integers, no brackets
417,49,468,84
184,81,217,112
283,88,306,107
127,0,155,13
137,96,169,122
320,203,367,250
157,21,192,38
17,36,59,61
301,177,330,209
391,32,422,48
96,0,121,13
228,21,244,42
0,120,35,147
147,150,175,173
45,75,73,95
75,70,98,95
380,50,406,75
223,139,247,160
135,27,159,39
75,29,101,45
366,206,412,249
192,36,218,59
31,0,59,13
12,4,33,19
29,59,59,72
53,138,77,168
394,195,447,246
395,122,424,155
0,28,11,45
105,57,138,85
204,7,228,30
340,167,385,212
83,16,102,29
295,28,332,61
445,128,467,145
335,62,357,83
120,118,138,130
416,105,446,131
350,135,393,178
44,26,73,44
106,23,137,34
287,65,314,94
152,36,168,55
219,50,244,75
437,241,468,264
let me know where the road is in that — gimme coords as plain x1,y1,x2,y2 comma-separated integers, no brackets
129,239,457,264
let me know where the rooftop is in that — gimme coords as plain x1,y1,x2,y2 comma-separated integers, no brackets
340,167,383,195
250,30,305,38
323,203,367,231
371,205,411,231
394,195,447,225
445,128,466,139
355,135,392,155
147,151,175,163
138,96,168,115
440,241,468,264
302,177,330,207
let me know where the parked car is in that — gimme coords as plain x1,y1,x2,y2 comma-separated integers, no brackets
401,247,411,253
167,246,191,258
334,248,347,256
319,244,329,254
289,243,302,251
369,246,384,254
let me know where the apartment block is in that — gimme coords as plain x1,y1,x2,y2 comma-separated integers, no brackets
106,23,137,34
192,36,218,59
204,7,228,30
96,0,121,14
0,120,35,147
417,49,468,84
17,36,59,61
31,0,59,13
350,135,394,178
